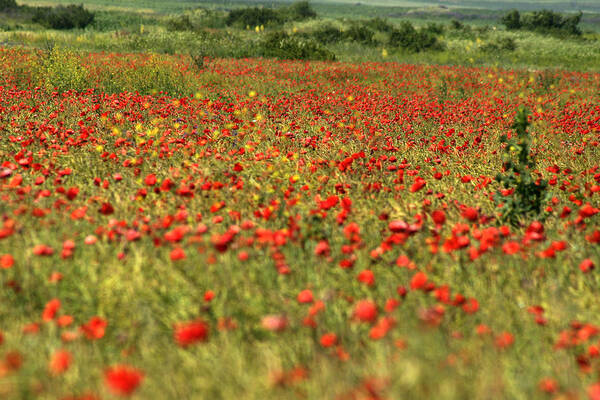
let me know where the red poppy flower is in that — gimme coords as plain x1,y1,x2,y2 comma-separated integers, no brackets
320,333,338,347
80,316,107,340
104,365,144,396
580,259,595,273
357,270,375,286
0,254,14,269
42,298,61,322
49,349,72,375
174,319,209,347
297,289,314,304
410,272,428,290
354,300,378,323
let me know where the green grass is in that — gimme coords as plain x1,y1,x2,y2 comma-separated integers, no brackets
1,23,599,72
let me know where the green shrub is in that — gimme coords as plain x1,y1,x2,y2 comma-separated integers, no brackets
450,19,465,30
260,31,335,61
494,107,550,226
480,37,517,52
226,1,317,28
389,21,442,53
0,0,17,11
90,11,152,32
310,24,344,44
226,7,282,28
501,9,521,30
167,14,194,32
501,9,582,36
284,1,316,21
362,17,394,33
423,22,445,35
167,8,226,32
32,4,95,30
344,24,376,45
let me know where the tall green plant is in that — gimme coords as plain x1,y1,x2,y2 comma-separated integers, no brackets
494,107,549,226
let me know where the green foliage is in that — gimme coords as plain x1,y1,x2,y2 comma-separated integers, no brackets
450,19,465,30
501,9,582,36
260,31,335,61
166,8,228,33
423,22,445,35
226,7,280,28
389,21,443,53
226,1,316,29
343,24,376,45
501,9,522,30
0,0,16,11
90,11,156,32
309,24,344,44
32,4,95,30
285,1,317,21
362,17,394,33
166,14,194,31
480,37,517,52
494,108,549,226
308,20,388,47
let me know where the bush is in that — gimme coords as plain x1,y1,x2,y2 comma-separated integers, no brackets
260,31,335,61
32,4,95,30
225,7,283,27
501,9,582,36
344,24,376,45
494,108,549,226
226,1,317,28
285,1,316,21
423,22,445,35
480,37,517,52
166,9,226,32
167,15,194,32
450,19,465,30
0,0,17,11
501,9,521,30
310,24,344,44
363,17,395,33
389,21,442,53
226,7,281,28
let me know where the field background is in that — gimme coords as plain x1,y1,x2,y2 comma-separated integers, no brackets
1,0,600,399
2,0,600,70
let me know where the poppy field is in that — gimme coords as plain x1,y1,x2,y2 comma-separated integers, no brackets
0,48,600,399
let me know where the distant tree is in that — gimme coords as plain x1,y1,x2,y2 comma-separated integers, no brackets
32,5,95,30
501,9,521,30
506,9,583,36
389,21,440,53
389,21,419,50
562,11,583,35
450,19,464,30
225,7,281,28
286,1,316,20
0,0,17,11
